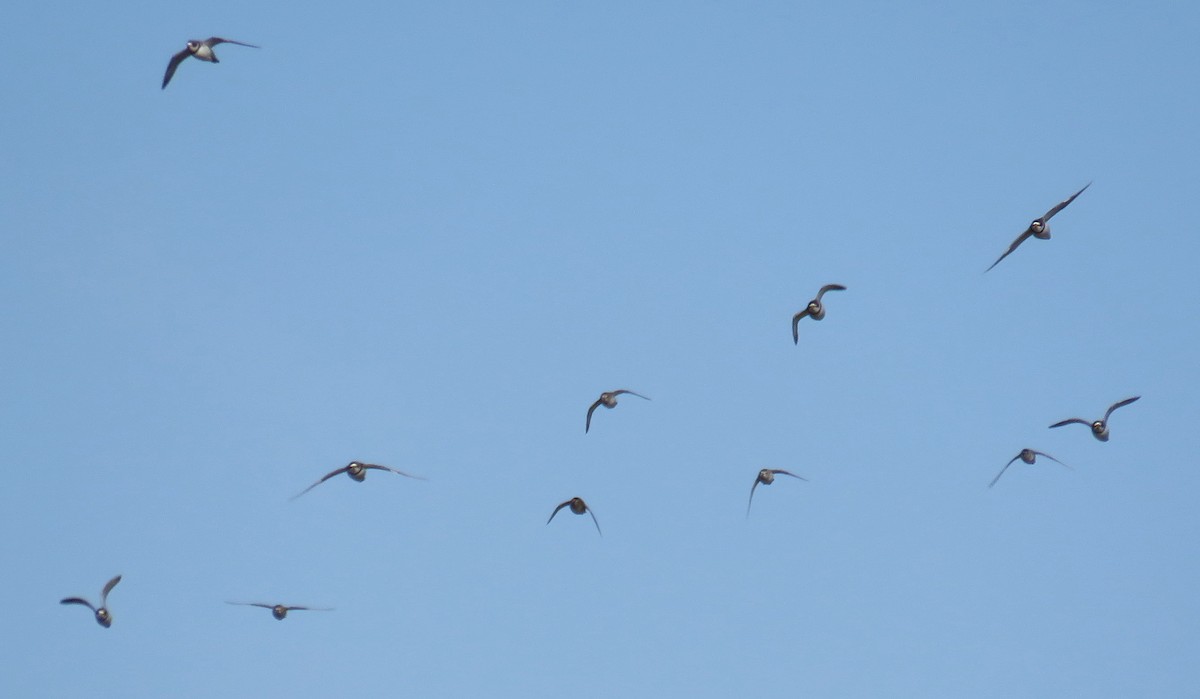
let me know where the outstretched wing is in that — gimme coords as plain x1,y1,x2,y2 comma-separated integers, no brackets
585,399,602,433
1041,182,1091,222
791,310,809,343
772,469,809,481
363,464,426,480
60,597,97,612
162,48,191,89
985,229,1035,272
547,500,572,525
226,601,275,609
586,507,603,537
290,466,350,500
1048,417,1089,429
988,456,1020,488
746,478,761,517
612,389,650,401
1104,395,1141,421
815,284,846,300
286,605,333,612
100,575,121,606
1030,450,1071,470
206,38,261,49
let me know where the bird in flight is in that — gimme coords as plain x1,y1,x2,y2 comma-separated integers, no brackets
747,469,808,516
1049,396,1140,442
547,497,602,536
227,602,333,620
988,449,1071,488
291,461,425,500
585,389,650,433
792,284,846,344
162,37,260,89
985,182,1091,272
61,575,122,628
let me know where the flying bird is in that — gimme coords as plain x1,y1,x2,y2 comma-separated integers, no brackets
226,602,332,620
985,182,1091,272
291,461,425,500
162,37,260,89
1049,396,1140,442
547,497,602,536
792,284,846,344
747,469,808,516
988,449,1071,488
585,389,650,433
61,575,122,628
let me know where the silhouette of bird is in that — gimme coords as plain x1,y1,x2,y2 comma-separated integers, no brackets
162,37,260,89
547,497,602,536
226,602,332,620
792,284,846,343
585,389,650,433
1049,396,1140,442
985,183,1091,272
291,461,425,500
61,575,122,628
747,469,808,516
989,449,1071,488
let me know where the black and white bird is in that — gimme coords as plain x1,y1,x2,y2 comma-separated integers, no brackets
1049,396,1140,442
547,497,602,536
792,284,846,344
747,469,808,516
585,389,650,433
61,575,122,628
985,183,1091,272
162,37,260,89
226,602,332,620
988,449,1071,488
291,461,425,500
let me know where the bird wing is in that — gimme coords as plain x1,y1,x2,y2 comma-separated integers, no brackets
1049,417,1089,429
1041,182,1091,222
100,575,121,605
547,500,572,525
1104,395,1141,421
746,478,761,517
815,284,846,300
1031,450,1072,470
586,507,603,537
585,399,602,433
772,469,809,481
289,466,350,500
206,38,260,49
60,597,96,612
227,601,275,609
162,48,191,89
613,390,650,400
286,605,333,612
792,310,809,343
985,229,1035,272
364,464,426,480
988,456,1020,488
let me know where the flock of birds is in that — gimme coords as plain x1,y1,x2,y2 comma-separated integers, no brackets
59,35,1141,630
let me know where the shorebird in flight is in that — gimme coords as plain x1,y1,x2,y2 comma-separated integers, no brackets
747,469,808,516
985,183,1091,272
1049,396,1140,442
547,497,602,536
291,461,424,500
227,602,332,620
792,284,846,344
988,449,1071,488
162,37,260,89
585,389,650,433
61,575,122,628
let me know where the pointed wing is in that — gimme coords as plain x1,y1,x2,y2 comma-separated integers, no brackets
206,38,260,49
585,399,602,433
612,390,650,401
547,500,572,525
100,575,122,605
1030,451,1072,470
1041,182,1091,222
1049,417,1089,429
988,456,1020,488
162,48,191,89
289,466,350,500
586,507,603,536
746,478,761,517
285,605,333,612
815,284,846,301
792,310,809,343
363,464,426,480
1104,395,1140,421
60,597,97,612
226,601,275,609
985,229,1035,272
771,469,809,481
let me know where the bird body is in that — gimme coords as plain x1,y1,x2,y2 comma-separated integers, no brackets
547,497,602,536
1049,396,1140,442
61,575,122,628
792,284,846,344
985,183,1091,272
291,461,424,499
162,37,260,89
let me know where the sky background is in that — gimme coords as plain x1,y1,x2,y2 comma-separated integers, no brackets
3,1,1199,696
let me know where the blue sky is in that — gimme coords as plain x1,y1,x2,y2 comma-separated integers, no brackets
3,1,1199,696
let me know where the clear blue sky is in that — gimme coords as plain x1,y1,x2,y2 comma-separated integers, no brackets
3,1,1198,696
